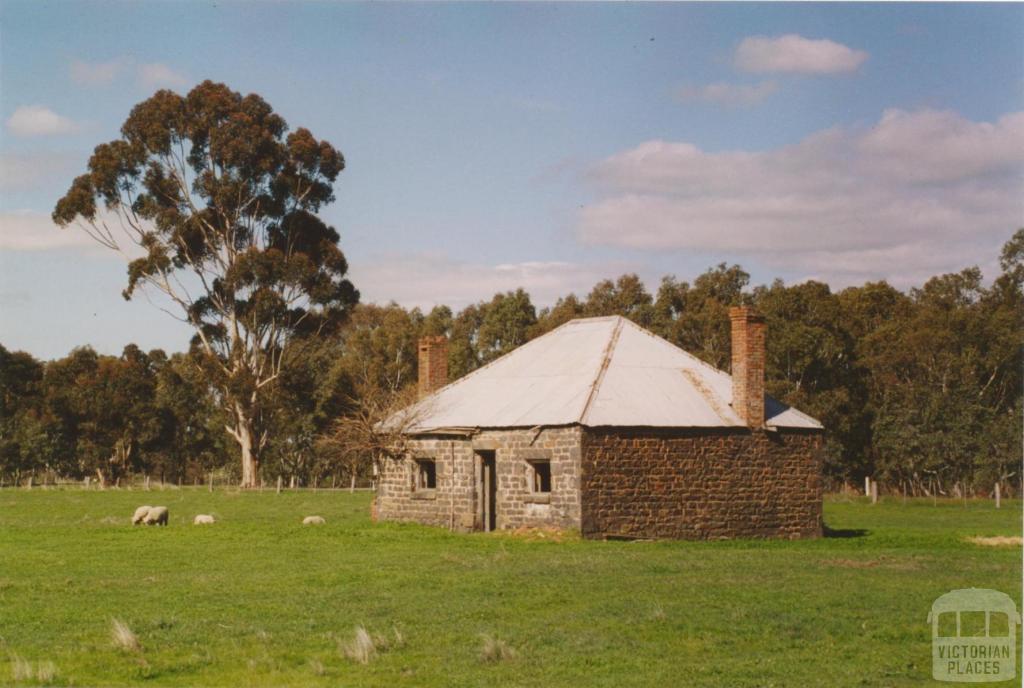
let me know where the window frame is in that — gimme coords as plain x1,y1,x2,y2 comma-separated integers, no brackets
523,455,553,503
412,457,437,494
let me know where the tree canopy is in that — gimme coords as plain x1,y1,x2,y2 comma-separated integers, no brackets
52,81,358,486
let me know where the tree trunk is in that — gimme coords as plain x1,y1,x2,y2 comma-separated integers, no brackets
231,404,260,488
350,473,356,493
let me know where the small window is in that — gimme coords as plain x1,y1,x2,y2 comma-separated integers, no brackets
415,459,436,490
527,460,551,493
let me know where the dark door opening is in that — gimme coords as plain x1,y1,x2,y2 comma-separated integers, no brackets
476,450,497,532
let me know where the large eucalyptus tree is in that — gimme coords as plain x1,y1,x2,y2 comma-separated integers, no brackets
53,81,358,487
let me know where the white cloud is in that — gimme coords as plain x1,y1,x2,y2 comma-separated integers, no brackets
0,210,97,251
137,63,189,90
735,34,868,74
5,106,79,137
70,58,127,86
0,209,150,259
578,109,1024,287
676,81,778,107
349,253,636,310
0,152,80,191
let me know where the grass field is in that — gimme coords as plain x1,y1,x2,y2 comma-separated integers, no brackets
1,489,1020,687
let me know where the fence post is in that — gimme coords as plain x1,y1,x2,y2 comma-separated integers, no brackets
870,480,878,505
864,476,870,497
276,475,282,495
208,474,214,493
995,482,1001,509
144,475,150,491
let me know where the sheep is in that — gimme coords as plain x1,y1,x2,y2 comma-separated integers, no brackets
302,515,326,525
193,514,215,525
143,506,169,526
132,505,153,525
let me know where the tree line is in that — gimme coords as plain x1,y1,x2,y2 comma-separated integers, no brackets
3,81,1019,496
2,230,1021,495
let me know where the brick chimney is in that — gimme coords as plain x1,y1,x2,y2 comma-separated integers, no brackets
418,335,448,397
729,306,765,428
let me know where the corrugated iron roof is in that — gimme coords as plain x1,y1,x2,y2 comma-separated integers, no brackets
399,315,823,433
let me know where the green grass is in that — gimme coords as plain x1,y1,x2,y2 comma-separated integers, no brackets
1,489,1020,687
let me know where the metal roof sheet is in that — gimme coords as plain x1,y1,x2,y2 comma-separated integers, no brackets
401,315,823,432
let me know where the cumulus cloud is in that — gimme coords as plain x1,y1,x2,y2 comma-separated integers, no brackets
735,34,868,74
0,209,151,259
0,210,97,251
676,81,778,107
137,63,189,89
579,109,1024,287
0,152,80,191
5,106,79,137
349,253,637,309
70,58,127,86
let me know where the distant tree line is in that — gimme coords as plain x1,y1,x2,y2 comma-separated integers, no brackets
2,230,1021,495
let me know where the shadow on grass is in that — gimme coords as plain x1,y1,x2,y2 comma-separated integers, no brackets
823,525,869,539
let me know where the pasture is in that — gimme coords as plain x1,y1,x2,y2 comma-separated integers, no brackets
1,489,1020,687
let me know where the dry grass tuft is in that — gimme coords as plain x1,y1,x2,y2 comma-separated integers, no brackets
111,618,140,652
340,626,376,664
36,660,56,682
9,654,32,681
967,536,1023,547
338,625,405,664
307,658,325,676
7,655,55,683
479,634,516,663
651,606,667,620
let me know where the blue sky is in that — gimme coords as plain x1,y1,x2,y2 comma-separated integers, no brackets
2,1,1022,360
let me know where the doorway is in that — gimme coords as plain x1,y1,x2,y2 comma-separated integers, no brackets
476,450,497,532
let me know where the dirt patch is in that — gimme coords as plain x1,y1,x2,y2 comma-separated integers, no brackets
966,536,1023,547
505,526,576,542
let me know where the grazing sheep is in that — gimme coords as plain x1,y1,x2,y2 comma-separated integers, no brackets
132,506,152,525
302,515,326,525
193,514,215,525
144,506,169,526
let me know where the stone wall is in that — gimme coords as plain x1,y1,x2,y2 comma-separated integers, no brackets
376,426,582,531
580,427,823,540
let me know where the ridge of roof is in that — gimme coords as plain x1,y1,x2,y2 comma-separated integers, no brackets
577,316,625,425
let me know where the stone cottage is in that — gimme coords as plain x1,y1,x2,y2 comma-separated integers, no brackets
376,308,824,539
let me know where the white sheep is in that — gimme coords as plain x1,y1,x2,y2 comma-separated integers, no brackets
302,515,326,525
144,506,169,526
132,505,153,525
193,514,215,525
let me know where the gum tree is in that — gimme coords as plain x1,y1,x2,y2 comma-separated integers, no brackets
53,81,359,487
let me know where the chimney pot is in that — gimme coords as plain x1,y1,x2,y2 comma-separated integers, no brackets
729,306,766,428
418,335,448,397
